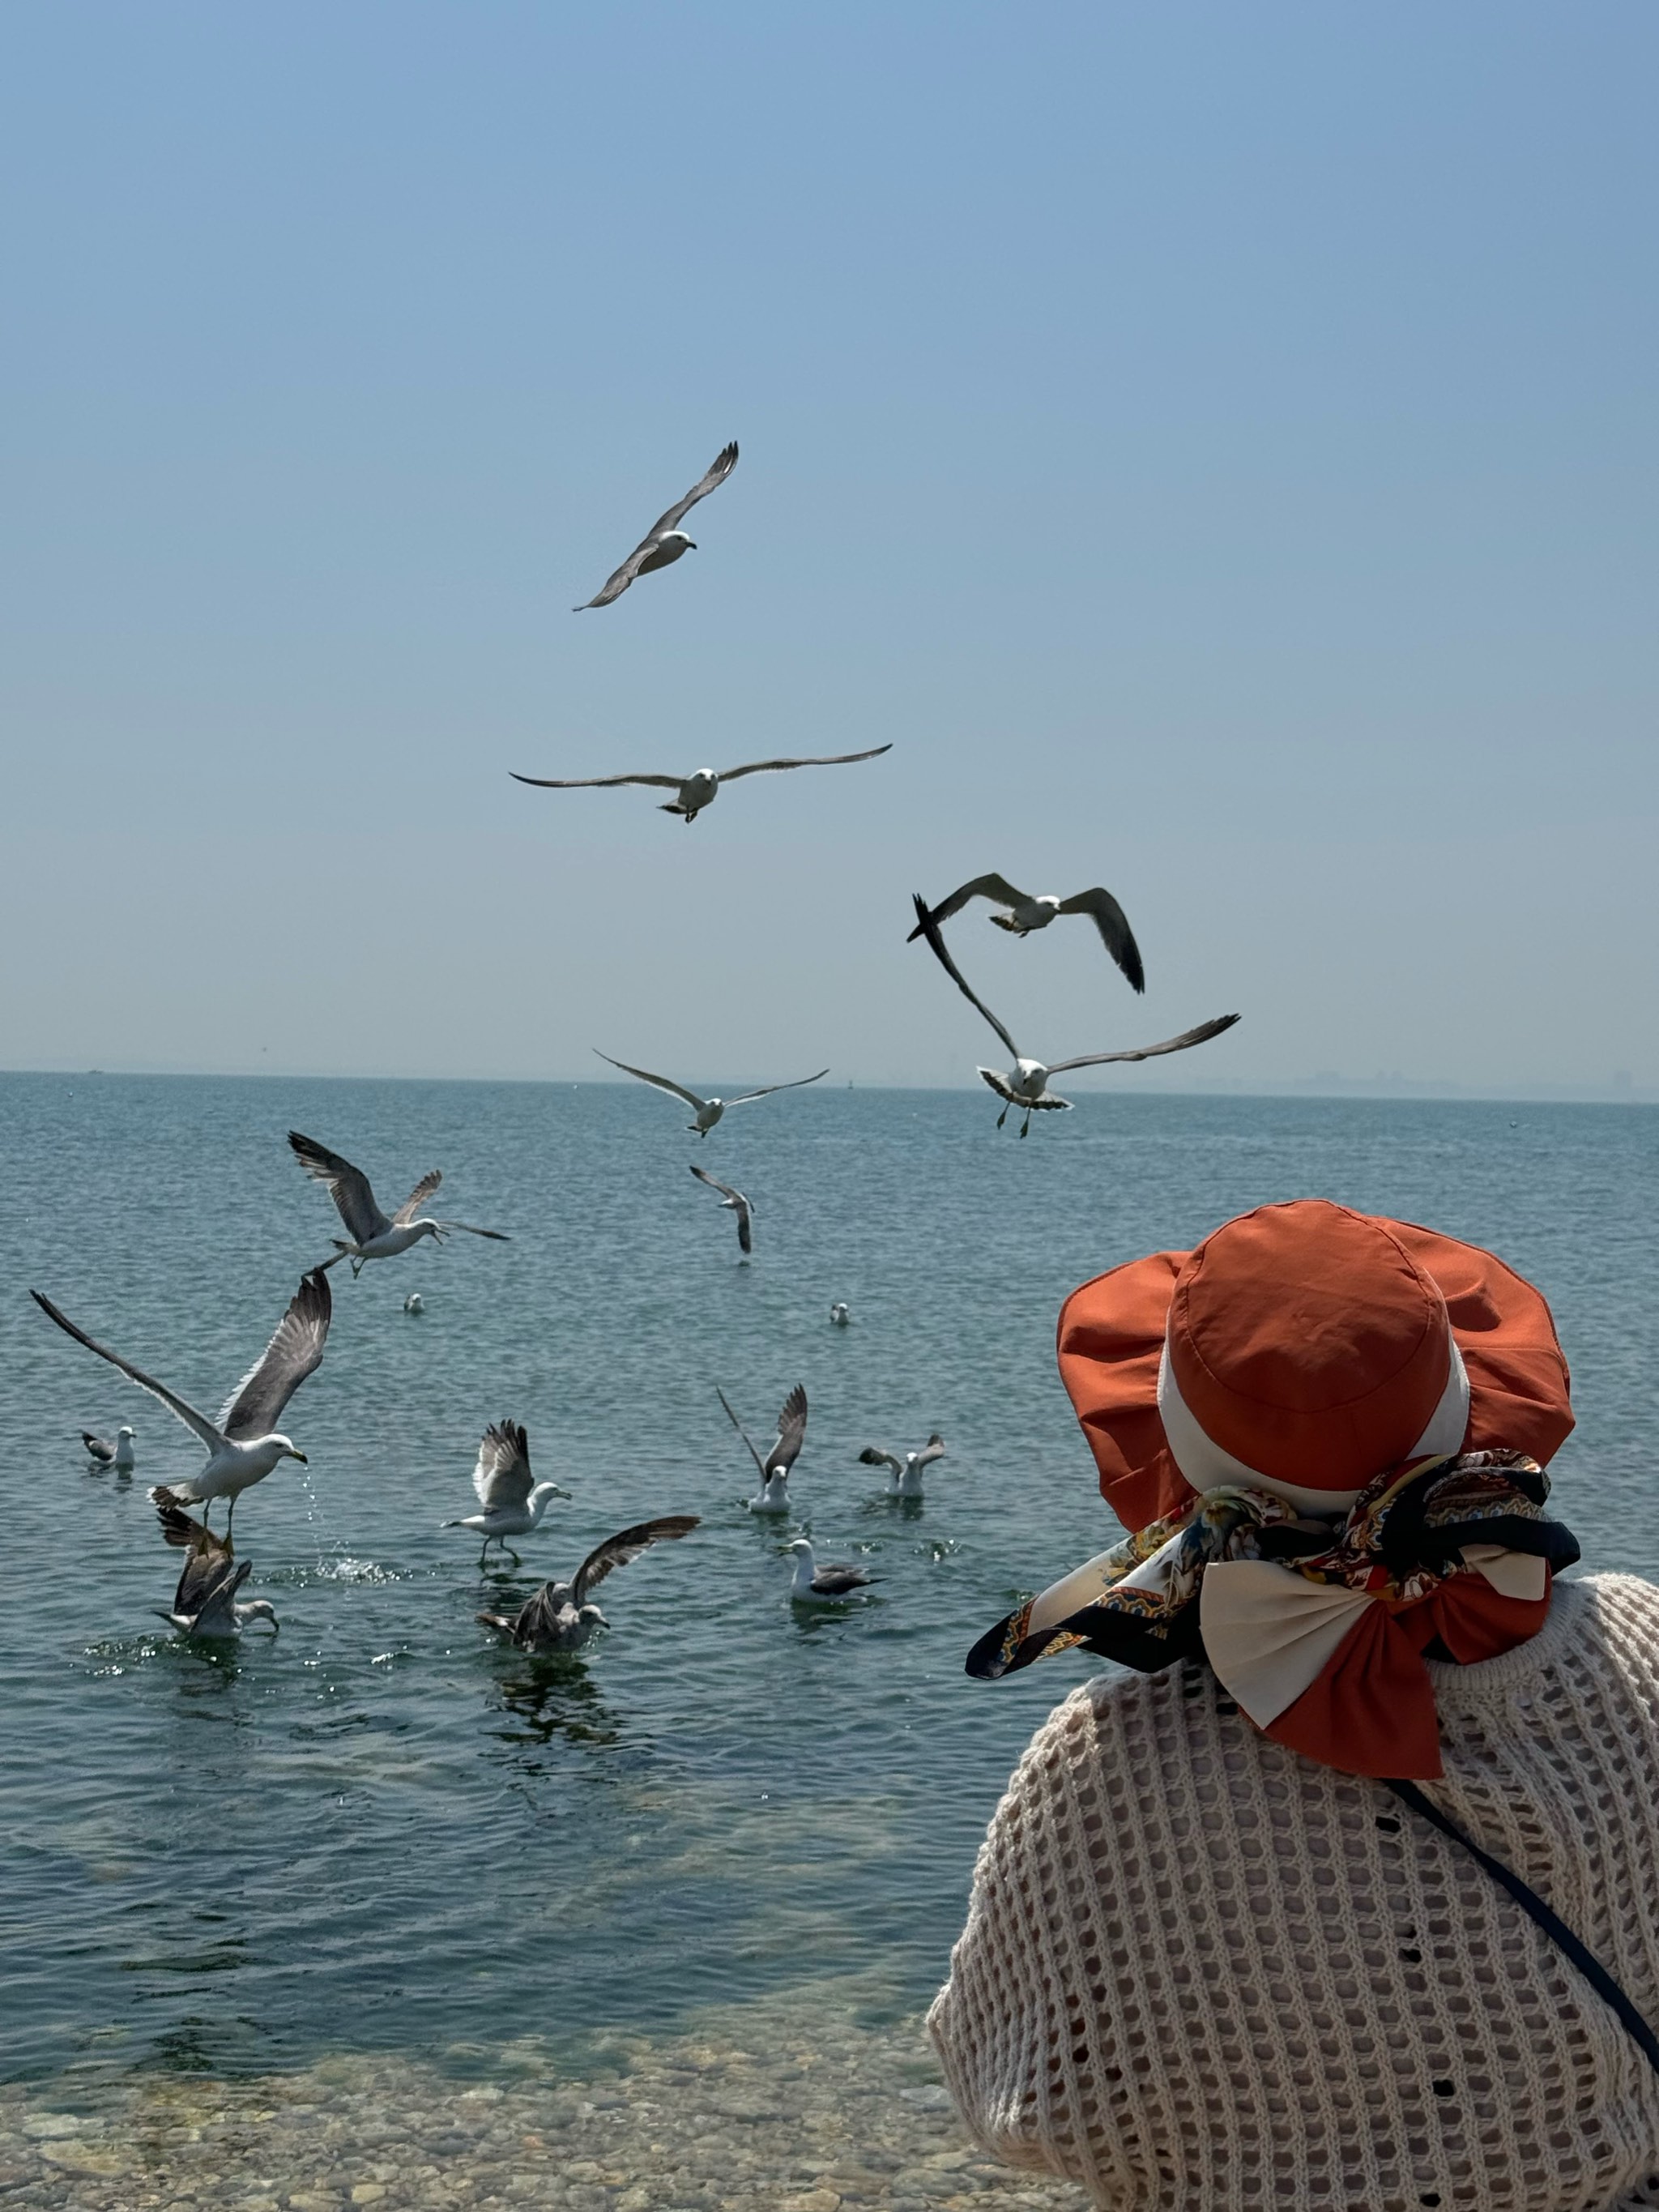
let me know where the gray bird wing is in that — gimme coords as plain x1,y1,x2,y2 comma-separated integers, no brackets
689,1163,754,1251
510,770,684,790
718,745,893,781
81,1431,115,1461
734,1199,753,1256
180,1553,251,1630
594,1052,707,1111
911,872,1030,931
1055,888,1146,994
163,1502,237,1617
506,1582,573,1644
812,1563,872,1595
913,1435,947,1467
218,1269,333,1441
715,1387,769,1480
572,1515,701,1608
435,1222,511,1241
288,1132,393,1243
766,1384,808,1478
858,1446,904,1475
473,1420,533,1511
909,895,1021,1061
393,1169,442,1226
32,1291,224,1451
725,1069,830,1108
574,442,738,610
1047,1012,1242,1075
156,1495,232,1563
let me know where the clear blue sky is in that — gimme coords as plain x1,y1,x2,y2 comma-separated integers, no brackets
2,4,1653,1091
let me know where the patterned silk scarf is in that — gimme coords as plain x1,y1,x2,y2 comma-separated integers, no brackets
967,1450,1580,1778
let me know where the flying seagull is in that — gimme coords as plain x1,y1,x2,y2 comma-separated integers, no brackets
574,440,739,610
689,1162,753,1255
153,1497,279,1638
595,1053,828,1136
82,1424,136,1471
910,895,1239,1136
719,1383,808,1514
909,873,1145,993
859,1432,946,1499
511,745,892,825
477,1516,701,1651
32,1270,331,1539
288,1132,510,1275
783,1537,876,1603
442,1420,570,1567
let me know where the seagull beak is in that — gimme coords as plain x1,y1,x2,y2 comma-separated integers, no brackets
291,1450,309,1465
686,540,697,550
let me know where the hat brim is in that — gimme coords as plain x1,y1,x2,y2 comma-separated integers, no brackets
1057,1215,1574,1535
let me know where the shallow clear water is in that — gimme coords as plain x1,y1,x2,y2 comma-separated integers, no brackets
4,1074,1657,2099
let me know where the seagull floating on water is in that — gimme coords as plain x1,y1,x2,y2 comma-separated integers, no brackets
859,1432,946,1498
403,1292,424,1315
783,1537,876,1603
574,441,739,610
830,1303,851,1327
910,895,1239,1136
289,1132,510,1275
689,1163,753,1255
512,745,891,825
719,1383,808,1514
82,1424,136,1471
909,873,1145,993
477,1516,702,1651
32,1270,330,1541
153,1498,279,1638
442,1420,569,1567
595,1053,828,1136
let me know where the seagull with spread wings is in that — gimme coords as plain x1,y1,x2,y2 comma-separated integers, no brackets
719,1383,808,1514
32,1269,331,1539
442,1420,570,1568
689,1162,754,1256
909,873,1145,993
858,1431,946,1499
476,1516,701,1652
511,743,891,824
288,1132,510,1275
574,440,739,610
910,895,1239,1137
153,1498,279,1638
595,1053,828,1137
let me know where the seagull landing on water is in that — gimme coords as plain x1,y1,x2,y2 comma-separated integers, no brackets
909,873,1145,994
574,441,739,610
859,1433,946,1498
477,1516,702,1652
512,745,891,825
689,1163,753,1256
783,1538,876,1604
442,1421,569,1568
82,1425,136,1471
719,1384,808,1514
32,1270,330,1542
830,1303,851,1327
909,895,1239,1138
288,1132,510,1276
153,1498,279,1638
595,1053,828,1137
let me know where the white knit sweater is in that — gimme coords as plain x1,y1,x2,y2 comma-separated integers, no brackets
929,1574,1659,2212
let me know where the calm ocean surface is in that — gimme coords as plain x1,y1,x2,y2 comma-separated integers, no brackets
4,1074,1657,2096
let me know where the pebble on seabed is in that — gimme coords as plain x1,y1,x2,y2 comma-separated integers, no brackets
0,2004,1088,2212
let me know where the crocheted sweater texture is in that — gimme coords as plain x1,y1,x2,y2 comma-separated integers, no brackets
928,1574,1659,2212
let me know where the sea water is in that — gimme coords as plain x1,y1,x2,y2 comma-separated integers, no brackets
2,1075,1655,2206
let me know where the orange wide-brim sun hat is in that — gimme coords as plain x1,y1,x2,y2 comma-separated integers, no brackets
1059,1198,1574,1535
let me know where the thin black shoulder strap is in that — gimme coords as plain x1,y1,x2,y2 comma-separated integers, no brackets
1387,1777,1659,2077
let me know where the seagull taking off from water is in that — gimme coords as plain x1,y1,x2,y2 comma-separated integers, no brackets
859,1432,946,1498
910,895,1239,1137
82,1425,136,1471
689,1163,753,1255
909,873,1145,993
153,1498,279,1638
443,1421,569,1567
32,1270,331,1541
783,1538,876,1603
288,1132,510,1275
512,745,891,825
595,1053,828,1136
574,441,739,610
719,1383,808,1514
476,1516,702,1651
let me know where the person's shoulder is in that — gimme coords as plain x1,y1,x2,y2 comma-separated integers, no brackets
1561,1569,1659,1655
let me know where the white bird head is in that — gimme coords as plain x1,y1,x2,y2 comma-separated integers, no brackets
415,1219,445,1245
272,1434,308,1465
785,1538,813,1557
117,1425,135,1440
1014,1060,1050,1094
664,530,696,552
241,1599,280,1632
529,1480,570,1517
578,1603,608,1633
